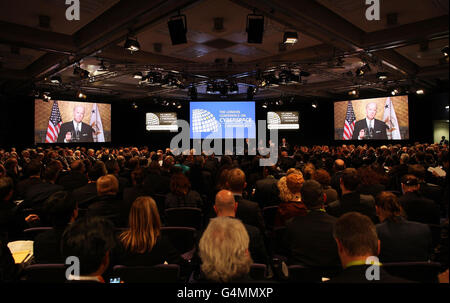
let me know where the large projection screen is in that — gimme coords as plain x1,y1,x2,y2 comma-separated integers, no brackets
190,101,256,139
334,95,409,140
34,99,111,143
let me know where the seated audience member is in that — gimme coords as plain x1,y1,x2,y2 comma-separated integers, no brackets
143,161,170,195
87,174,127,227
356,166,385,198
330,212,408,283
72,161,107,208
57,160,88,192
274,172,307,227
227,168,265,232
327,168,378,223
253,166,280,208
0,177,39,240
15,159,43,200
33,191,78,263
313,169,338,203
0,164,6,178
284,180,340,268
399,174,440,225
61,216,116,283
123,168,148,210
116,197,188,275
387,153,410,192
165,172,203,210
375,191,432,263
104,159,129,196
22,160,64,211
197,217,253,282
330,159,346,197
214,190,270,266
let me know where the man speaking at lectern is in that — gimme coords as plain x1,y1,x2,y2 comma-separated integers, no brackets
57,105,94,143
352,102,388,140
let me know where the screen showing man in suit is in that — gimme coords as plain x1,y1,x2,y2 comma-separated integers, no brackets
34,99,112,144
334,95,409,140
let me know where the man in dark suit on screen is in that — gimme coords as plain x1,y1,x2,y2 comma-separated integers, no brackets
352,102,388,140
57,105,94,143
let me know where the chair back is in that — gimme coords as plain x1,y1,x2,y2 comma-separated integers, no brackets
262,206,279,231
112,264,180,283
160,226,196,254
288,265,342,282
23,264,67,283
22,227,53,240
383,261,441,283
250,263,267,281
164,207,203,230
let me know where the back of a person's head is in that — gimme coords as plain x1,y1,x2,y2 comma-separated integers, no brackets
61,216,116,276
26,159,42,177
408,164,426,181
43,191,77,228
96,174,119,196
214,190,236,214
375,191,404,221
341,168,360,191
170,172,190,196
104,159,119,174
286,172,304,194
312,169,331,186
333,212,378,257
334,159,346,171
131,168,145,185
227,168,246,193
199,217,252,282
70,160,85,173
400,153,410,164
302,163,315,180
401,174,419,188
0,177,13,201
88,161,107,181
120,196,161,254
44,160,63,182
300,180,324,209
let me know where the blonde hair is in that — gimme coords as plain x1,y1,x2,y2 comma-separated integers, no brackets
278,171,304,202
119,196,161,254
199,217,252,282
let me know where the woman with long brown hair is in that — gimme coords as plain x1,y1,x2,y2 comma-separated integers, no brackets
116,196,187,268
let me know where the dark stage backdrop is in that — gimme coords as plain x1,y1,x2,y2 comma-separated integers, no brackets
0,93,446,148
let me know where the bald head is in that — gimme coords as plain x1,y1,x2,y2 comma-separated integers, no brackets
214,190,237,216
334,159,345,171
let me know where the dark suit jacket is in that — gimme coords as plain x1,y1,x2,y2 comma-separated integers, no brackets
15,177,43,200
22,182,64,211
326,192,378,223
33,228,65,264
284,210,341,268
57,121,94,143
351,118,388,140
234,195,265,233
243,222,270,266
57,171,88,192
398,191,440,225
87,195,128,227
376,217,432,263
254,177,279,208
329,265,410,283
72,182,98,208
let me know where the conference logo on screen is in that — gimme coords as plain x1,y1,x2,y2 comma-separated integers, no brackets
191,109,219,133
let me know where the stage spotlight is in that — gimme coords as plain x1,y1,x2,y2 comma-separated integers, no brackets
283,31,298,44
77,90,86,99
133,72,143,80
73,65,90,79
132,102,138,109
312,101,318,109
50,75,62,84
246,13,264,44
168,14,187,45
42,92,51,101
348,89,358,96
262,103,267,108
377,72,388,80
391,89,399,96
416,89,424,95
124,36,140,52
442,46,449,57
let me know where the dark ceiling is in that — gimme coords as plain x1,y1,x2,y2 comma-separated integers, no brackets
0,0,448,102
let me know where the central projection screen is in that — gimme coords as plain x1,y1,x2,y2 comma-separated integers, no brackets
190,101,256,139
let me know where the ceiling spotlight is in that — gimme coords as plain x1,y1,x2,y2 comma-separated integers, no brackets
168,14,188,45
133,72,143,80
283,31,298,44
391,89,399,96
376,72,388,80
356,64,371,77
177,103,182,109
442,46,449,57
97,60,108,72
312,101,318,109
246,13,264,44
416,89,425,95
73,65,90,79
262,103,268,108
50,75,62,84
77,91,86,99
124,35,140,52
348,89,358,96
42,92,51,101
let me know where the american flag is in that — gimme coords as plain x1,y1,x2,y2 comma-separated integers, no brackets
45,101,62,143
342,101,356,140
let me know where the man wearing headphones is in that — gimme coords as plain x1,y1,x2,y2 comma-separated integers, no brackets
283,180,341,268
